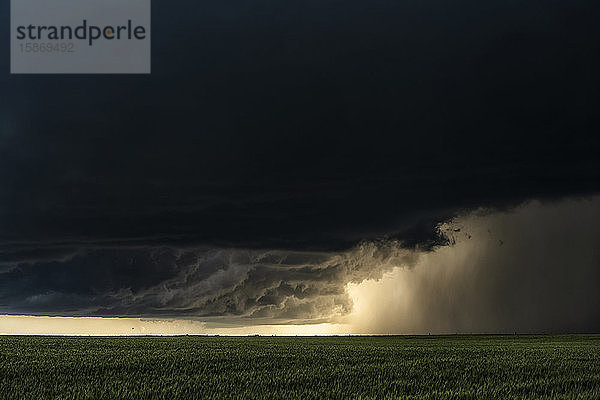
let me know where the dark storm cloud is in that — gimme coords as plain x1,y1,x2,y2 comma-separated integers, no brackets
1,197,597,331
0,0,598,252
0,241,417,319
0,0,599,323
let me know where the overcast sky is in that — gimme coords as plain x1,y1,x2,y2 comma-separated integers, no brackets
0,0,599,333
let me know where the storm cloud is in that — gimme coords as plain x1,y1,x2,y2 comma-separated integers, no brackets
1,197,598,333
0,240,418,321
0,0,599,330
1,0,598,251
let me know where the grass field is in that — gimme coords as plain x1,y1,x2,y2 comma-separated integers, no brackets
1,335,599,399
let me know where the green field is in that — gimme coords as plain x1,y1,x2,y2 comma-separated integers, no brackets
1,335,599,399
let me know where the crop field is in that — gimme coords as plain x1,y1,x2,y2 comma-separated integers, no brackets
0,335,599,399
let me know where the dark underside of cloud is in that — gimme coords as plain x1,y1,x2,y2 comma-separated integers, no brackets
0,0,599,327
0,197,598,334
0,242,418,320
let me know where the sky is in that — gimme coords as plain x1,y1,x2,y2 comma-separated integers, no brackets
1,0,599,334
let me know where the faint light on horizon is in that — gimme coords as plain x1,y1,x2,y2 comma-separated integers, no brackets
0,315,351,336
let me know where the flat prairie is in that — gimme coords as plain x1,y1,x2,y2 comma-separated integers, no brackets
1,335,599,399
